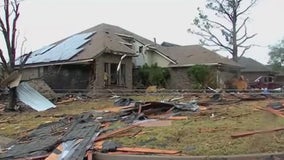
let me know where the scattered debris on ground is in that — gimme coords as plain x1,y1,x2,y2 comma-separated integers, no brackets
2,91,284,159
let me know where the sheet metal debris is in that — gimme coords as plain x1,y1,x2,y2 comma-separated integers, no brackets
16,82,56,111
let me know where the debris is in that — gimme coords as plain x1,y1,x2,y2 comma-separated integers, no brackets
95,125,140,142
168,96,184,102
114,147,180,155
0,70,20,87
166,116,188,120
16,82,56,112
8,74,22,88
95,145,180,155
174,100,199,112
233,75,248,91
257,107,284,118
145,86,157,93
133,119,172,127
114,98,134,106
56,97,77,105
0,113,101,159
231,127,284,138
101,141,120,153
267,102,284,110
26,79,57,100
45,139,83,160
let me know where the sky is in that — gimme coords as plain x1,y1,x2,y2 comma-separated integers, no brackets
1,0,284,64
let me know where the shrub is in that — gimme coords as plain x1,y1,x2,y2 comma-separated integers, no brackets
187,65,216,89
136,63,170,88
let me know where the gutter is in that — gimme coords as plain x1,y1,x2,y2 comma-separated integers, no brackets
168,63,220,68
16,59,94,69
168,63,243,69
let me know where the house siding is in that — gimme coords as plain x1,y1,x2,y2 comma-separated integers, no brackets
133,50,171,68
148,51,170,68
21,67,43,80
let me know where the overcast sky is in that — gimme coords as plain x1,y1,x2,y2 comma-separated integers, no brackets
1,0,284,64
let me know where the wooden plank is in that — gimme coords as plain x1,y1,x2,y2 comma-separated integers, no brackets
257,107,284,118
95,125,140,142
56,98,76,104
94,146,180,155
231,127,284,138
167,116,188,120
136,120,172,127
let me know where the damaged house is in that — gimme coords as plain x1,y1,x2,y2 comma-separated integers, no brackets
238,57,276,82
160,45,242,89
17,23,241,91
16,24,138,92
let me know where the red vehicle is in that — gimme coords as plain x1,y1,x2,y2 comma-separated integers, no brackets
248,76,283,90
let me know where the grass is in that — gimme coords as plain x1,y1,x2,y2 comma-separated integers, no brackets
1,95,284,155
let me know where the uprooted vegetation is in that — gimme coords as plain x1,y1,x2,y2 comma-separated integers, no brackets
1,94,284,156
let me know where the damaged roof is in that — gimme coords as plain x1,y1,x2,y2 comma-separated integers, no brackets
73,23,176,63
16,23,140,67
16,23,240,68
161,45,242,68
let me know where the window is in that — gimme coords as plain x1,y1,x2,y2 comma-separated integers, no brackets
139,46,143,53
104,63,126,87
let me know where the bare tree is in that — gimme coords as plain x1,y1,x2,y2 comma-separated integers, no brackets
189,0,258,62
0,0,29,111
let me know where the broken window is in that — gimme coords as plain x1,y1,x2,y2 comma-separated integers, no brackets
104,63,126,87
110,63,117,85
138,46,143,53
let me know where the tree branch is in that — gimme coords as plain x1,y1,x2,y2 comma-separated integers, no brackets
195,27,234,53
10,0,20,67
236,17,249,34
238,45,252,58
237,0,257,17
237,24,248,41
238,33,257,46
214,0,233,22
0,49,8,72
207,18,231,33
19,51,31,71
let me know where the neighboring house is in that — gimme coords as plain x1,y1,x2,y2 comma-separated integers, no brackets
238,57,275,82
16,23,241,91
160,45,241,89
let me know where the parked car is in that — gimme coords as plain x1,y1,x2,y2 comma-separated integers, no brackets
248,76,283,90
